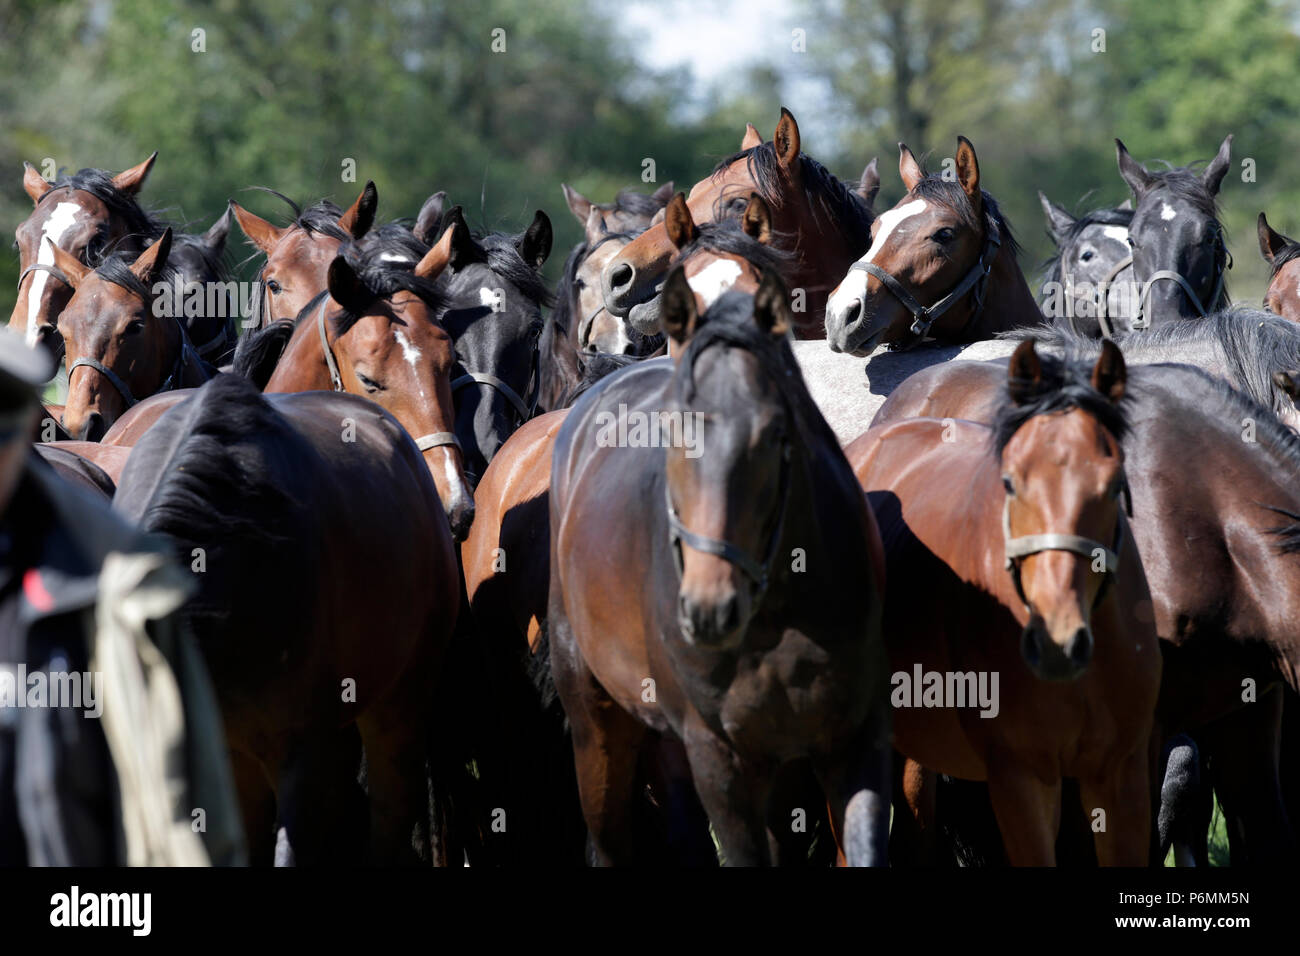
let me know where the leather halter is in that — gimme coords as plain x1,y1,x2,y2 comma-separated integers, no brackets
66,315,199,410
314,300,462,454
666,441,792,596
849,217,1002,347
451,371,531,423
1002,479,1131,610
1094,231,1229,338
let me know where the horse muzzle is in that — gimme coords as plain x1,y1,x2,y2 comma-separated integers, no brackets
1020,617,1093,682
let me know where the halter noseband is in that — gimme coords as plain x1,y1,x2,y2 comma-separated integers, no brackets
314,299,462,455
1002,479,1131,610
666,440,793,597
849,217,1002,347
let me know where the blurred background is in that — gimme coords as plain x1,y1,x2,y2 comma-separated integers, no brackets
2,0,1299,316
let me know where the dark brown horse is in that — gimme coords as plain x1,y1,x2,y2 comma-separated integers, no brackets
113,375,460,865
600,108,876,339
824,137,1043,354
46,229,212,440
847,341,1160,865
874,347,1300,863
548,267,891,865
1259,211,1300,323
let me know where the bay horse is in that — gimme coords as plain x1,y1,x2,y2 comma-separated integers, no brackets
113,375,460,865
874,349,1300,864
1038,193,1136,336
1259,211,1300,322
847,341,1160,865
548,267,892,865
229,181,377,330
1112,136,1233,326
33,442,122,498
235,223,476,538
13,156,239,366
600,108,876,339
45,229,214,440
825,137,1043,354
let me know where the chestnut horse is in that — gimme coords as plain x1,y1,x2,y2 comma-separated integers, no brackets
46,229,213,440
113,375,460,864
847,341,1160,865
875,347,1300,864
1259,211,1300,323
824,137,1043,354
601,108,876,339
548,268,891,865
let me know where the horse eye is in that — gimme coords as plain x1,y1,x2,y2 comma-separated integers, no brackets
266,279,282,294
356,371,383,393
1080,250,1094,262
124,319,146,335
932,228,954,244
1002,475,1015,496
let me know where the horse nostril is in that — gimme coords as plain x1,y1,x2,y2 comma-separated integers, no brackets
81,412,105,443
609,262,634,296
843,298,865,330
1067,627,1093,668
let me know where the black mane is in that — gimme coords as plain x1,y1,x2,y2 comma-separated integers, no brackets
611,187,669,219
674,216,795,277
993,349,1130,456
93,251,177,302
1137,164,1222,219
329,236,449,336
909,173,1023,262
1269,241,1300,280
711,142,875,251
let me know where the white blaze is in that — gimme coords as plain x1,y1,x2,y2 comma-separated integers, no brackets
26,202,81,345
687,259,743,306
1160,203,1177,222
827,199,929,314
1101,225,1129,243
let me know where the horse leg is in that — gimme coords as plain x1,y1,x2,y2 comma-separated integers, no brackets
1078,747,1152,866
228,748,277,866
765,759,833,866
275,727,366,866
643,735,718,866
815,715,892,867
1202,683,1294,864
889,756,943,866
681,717,771,866
985,758,1061,866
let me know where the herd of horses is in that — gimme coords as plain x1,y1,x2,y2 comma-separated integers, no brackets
12,106,1300,866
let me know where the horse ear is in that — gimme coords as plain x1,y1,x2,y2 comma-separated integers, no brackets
1202,134,1233,196
43,238,90,289
1039,192,1075,245
112,151,157,195
651,181,675,203
1259,212,1290,264
517,210,553,268
1117,198,1132,211
753,268,793,338
899,143,924,192
440,206,477,267
1007,340,1043,404
327,256,372,315
955,136,981,212
773,107,801,173
1272,370,1300,401
202,205,232,254
584,206,606,244
741,123,763,151
857,158,880,208
1115,139,1154,197
414,221,455,280
338,181,377,240
741,193,773,245
129,227,172,285
414,191,447,245
561,183,593,227
665,192,698,250
661,266,700,347
22,162,52,203
1091,339,1127,403
229,199,287,254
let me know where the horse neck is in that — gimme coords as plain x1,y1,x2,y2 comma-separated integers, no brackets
264,316,331,392
968,246,1043,339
